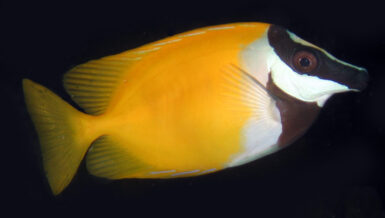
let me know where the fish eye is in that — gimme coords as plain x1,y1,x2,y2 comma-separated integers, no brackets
292,50,318,73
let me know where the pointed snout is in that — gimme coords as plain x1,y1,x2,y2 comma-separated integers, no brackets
349,68,369,91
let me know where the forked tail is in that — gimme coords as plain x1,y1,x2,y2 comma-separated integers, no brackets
23,79,98,195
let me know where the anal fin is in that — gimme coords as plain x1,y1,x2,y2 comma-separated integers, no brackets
86,135,147,179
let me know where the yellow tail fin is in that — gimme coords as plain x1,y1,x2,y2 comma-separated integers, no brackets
23,79,97,195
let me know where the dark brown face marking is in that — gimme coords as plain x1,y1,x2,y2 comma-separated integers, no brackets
267,25,368,91
266,74,321,147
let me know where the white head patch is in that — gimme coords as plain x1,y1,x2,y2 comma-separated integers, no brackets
268,51,350,106
240,25,367,108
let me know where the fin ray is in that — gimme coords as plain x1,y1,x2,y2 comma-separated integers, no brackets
220,65,277,118
63,53,140,115
23,79,97,195
86,135,148,179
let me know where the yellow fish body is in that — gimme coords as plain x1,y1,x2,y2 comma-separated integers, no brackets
23,22,368,195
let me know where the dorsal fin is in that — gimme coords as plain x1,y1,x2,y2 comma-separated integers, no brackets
63,51,143,115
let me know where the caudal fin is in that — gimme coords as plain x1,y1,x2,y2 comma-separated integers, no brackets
23,79,97,195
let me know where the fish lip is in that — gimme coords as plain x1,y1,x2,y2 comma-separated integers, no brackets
343,67,369,91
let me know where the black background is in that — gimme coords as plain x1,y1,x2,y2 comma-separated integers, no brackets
2,0,385,217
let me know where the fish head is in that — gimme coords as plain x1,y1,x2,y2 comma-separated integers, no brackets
264,25,368,107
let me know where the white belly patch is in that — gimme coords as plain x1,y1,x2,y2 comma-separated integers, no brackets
228,99,282,167
223,63,282,167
